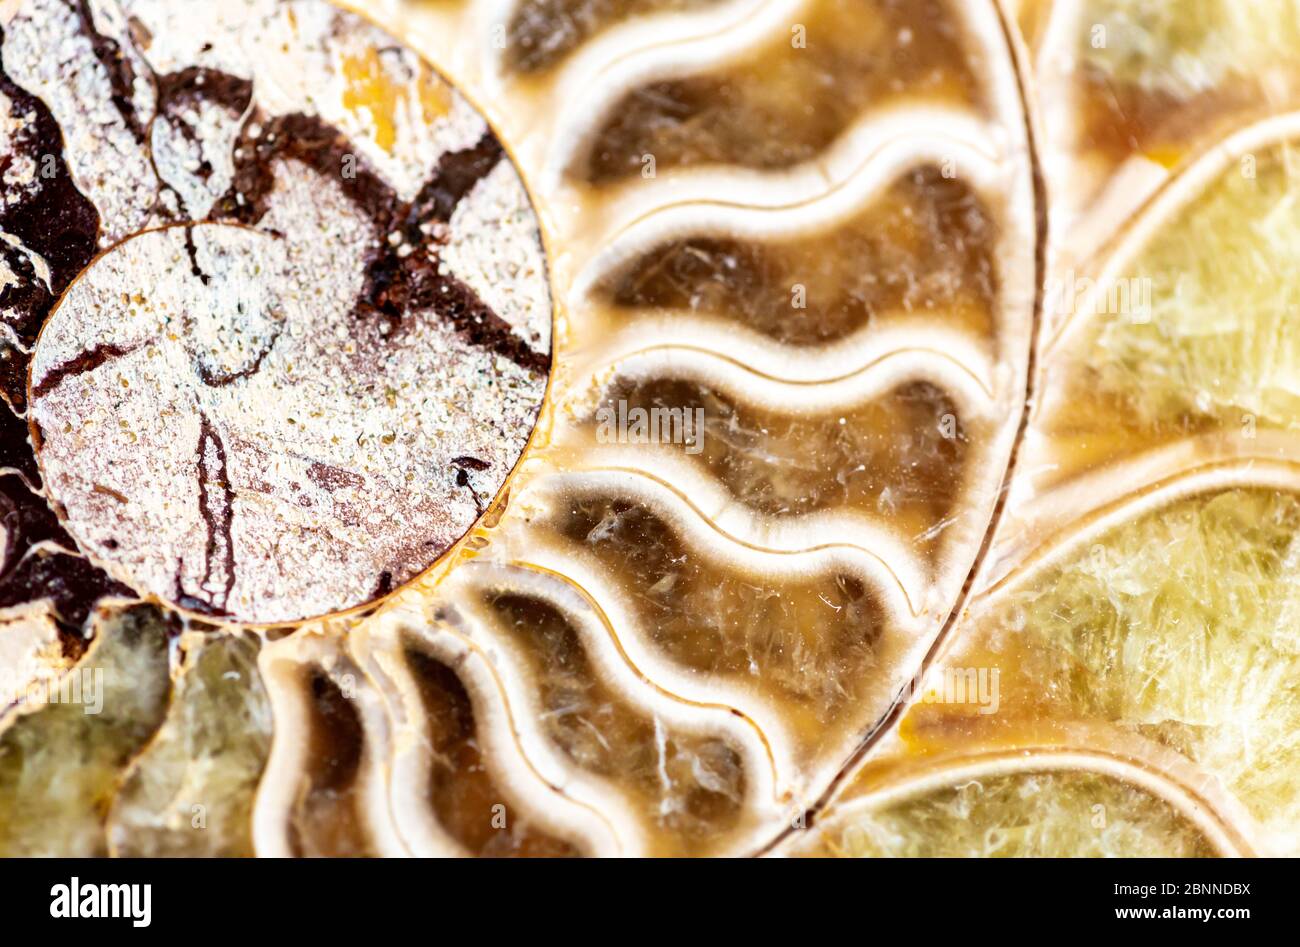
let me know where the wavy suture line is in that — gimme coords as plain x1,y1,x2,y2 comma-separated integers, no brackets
501,447,1019,785
350,606,622,856
563,109,1009,248
489,559,815,825
483,468,951,800
257,615,620,857
776,742,1256,858
557,345,1000,419
556,124,1030,397
537,0,796,78
379,0,810,169
436,612,655,855
502,542,939,812
544,346,1007,611
438,561,786,855
487,0,777,86
549,460,964,613
516,466,928,617
540,0,1029,189
434,598,672,858
564,333,999,393
498,558,785,768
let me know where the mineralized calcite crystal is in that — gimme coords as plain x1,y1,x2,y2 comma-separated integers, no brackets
0,0,1297,858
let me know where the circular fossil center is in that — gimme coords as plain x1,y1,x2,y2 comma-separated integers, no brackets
25,5,551,624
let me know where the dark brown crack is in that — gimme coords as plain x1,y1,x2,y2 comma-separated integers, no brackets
65,0,148,144
403,132,504,229
183,226,210,284
454,468,483,514
194,331,279,387
182,225,282,386
156,67,254,133
360,248,552,375
217,111,398,227
154,68,255,200
452,456,491,514
215,115,549,375
126,14,152,51
189,413,237,615
426,266,551,375
0,27,101,413
307,462,365,492
92,483,128,504
30,341,143,400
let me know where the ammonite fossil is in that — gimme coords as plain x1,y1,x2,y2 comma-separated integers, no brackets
0,0,1296,858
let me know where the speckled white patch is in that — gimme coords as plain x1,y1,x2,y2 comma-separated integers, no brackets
20,0,553,623
5,0,166,243
443,160,552,352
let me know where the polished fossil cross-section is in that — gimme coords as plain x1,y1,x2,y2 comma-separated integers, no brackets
3,0,1293,860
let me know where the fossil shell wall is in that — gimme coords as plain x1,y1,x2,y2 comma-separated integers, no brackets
0,0,1294,858
353,0,1037,855
790,0,1300,858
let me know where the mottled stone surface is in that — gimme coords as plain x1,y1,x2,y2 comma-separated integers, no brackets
13,0,552,623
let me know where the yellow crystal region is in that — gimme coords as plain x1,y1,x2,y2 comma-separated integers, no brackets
792,769,1219,858
107,633,272,857
1055,0,1300,177
0,607,171,857
1081,145,1300,433
909,489,1300,855
1081,0,1300,99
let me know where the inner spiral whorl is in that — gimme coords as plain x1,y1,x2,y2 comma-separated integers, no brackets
16,0,552,623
